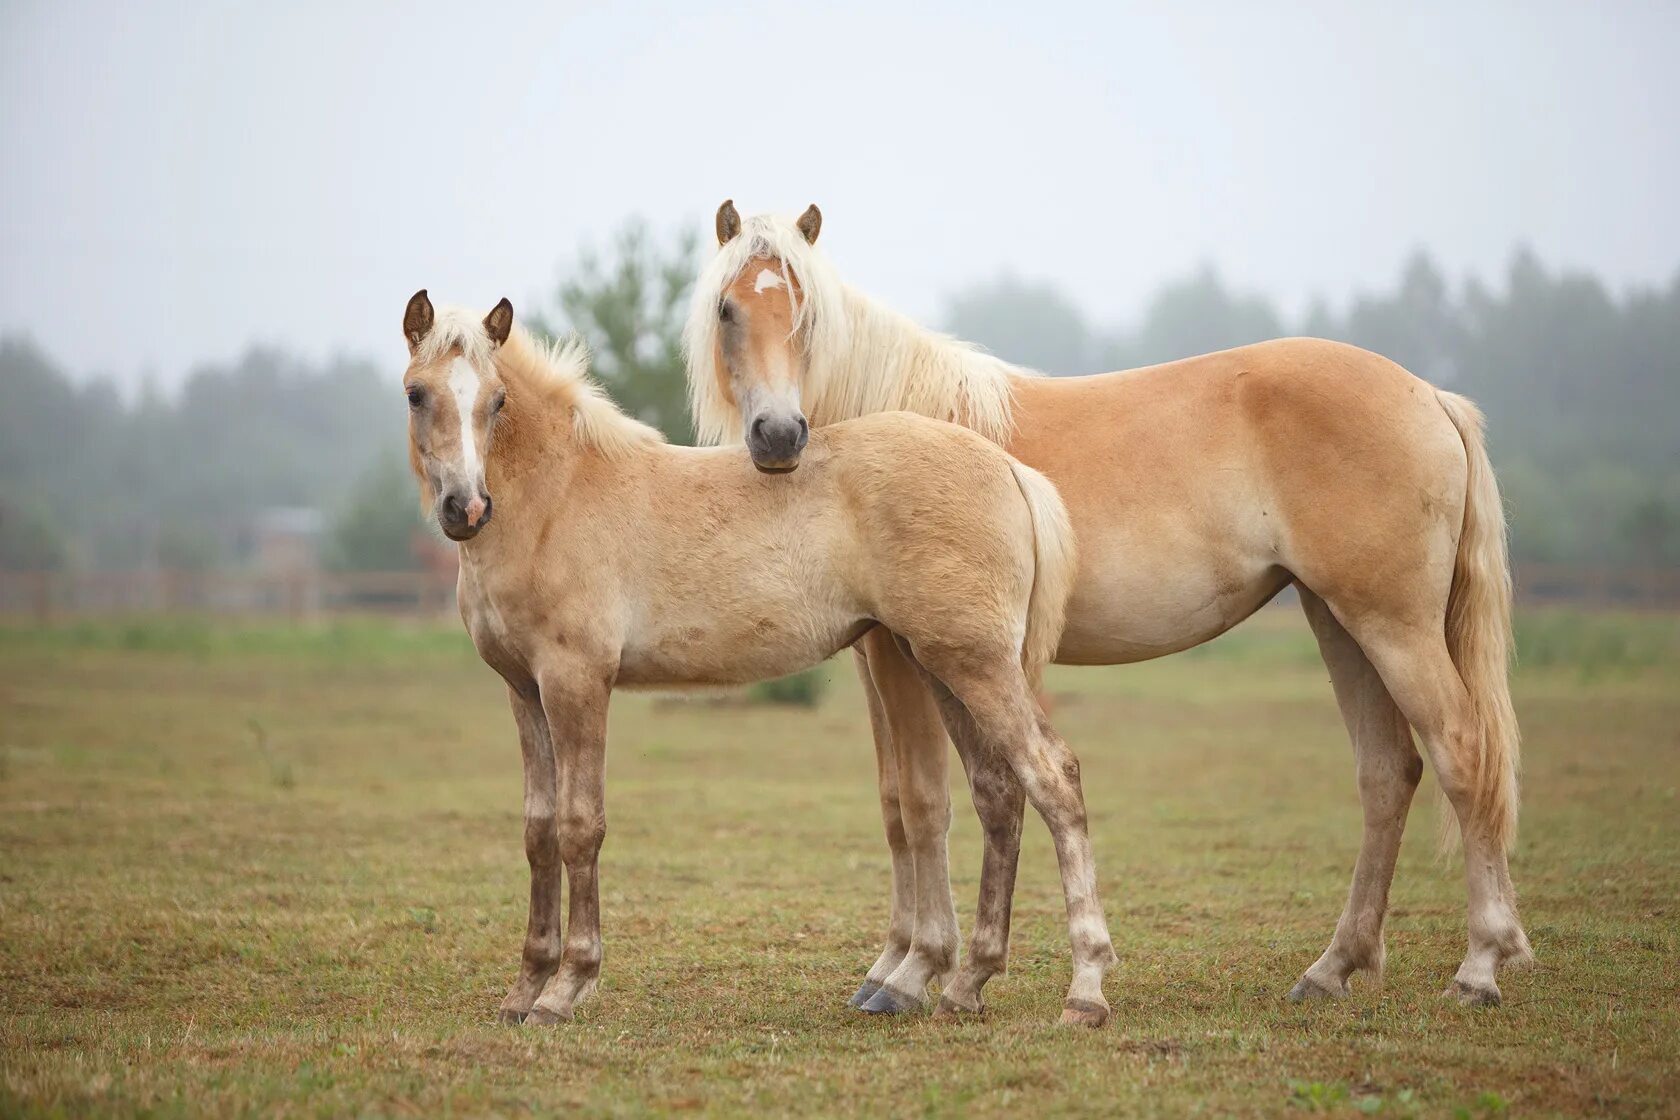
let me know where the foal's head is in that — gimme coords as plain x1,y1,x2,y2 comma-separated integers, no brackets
400,290,512,541
688,200,829,472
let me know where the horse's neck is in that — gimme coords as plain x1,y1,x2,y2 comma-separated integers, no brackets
824,287,1022,441
478,398,585,542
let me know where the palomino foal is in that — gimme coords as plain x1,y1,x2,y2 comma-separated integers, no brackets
400,291,1117,1026
685,202,1533,1013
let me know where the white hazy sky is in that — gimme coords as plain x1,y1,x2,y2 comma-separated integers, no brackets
2,0,1677,387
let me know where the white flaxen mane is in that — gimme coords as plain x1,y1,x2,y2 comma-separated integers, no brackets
683,212,1021,448
420,306,664,459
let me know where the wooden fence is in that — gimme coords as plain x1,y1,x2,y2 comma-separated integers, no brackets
1,564,1677,623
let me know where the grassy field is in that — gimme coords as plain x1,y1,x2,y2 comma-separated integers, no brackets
1,609,1676,1118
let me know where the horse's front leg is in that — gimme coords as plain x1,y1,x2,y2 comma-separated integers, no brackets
847,635,918,1008
526,662,613,1025
497,683,563,1023
856,629,961,1015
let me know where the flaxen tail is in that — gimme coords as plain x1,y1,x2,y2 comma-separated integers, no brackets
1006,461,1077,689
1436,390,1520,853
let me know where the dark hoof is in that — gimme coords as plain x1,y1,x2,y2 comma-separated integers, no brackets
1444,980,1501,1007
934,994,983,1019
1287,975,1349,1002
496,1008,529,1025
524,1004,574,1026
860,985,923,1015
1059,998,1109,1029
847,981,882,1009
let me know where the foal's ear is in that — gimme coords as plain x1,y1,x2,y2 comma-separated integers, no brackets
796,203,822,245
716,199,741,245
404,289,434,351
483,298,513,347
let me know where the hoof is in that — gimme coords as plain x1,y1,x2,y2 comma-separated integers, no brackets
859,985,923,1015
1287,975,1349,1002
847,981,882,1009
496,1008,529,1026
933,994,983,1019
1059,998,1109,1029
524,1004,574,1026
1444,980,1501,1007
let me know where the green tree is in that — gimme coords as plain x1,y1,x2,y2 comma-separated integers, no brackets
326,455,427,572
536,220,700,443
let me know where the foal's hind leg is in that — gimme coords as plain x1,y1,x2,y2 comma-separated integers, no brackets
846,635,921,1008
854,630,962,1014
920,679,1026,1018
912,645,1117,1027
497,684,563,1024
1347,622,1532,1006
1288,588,1422,1001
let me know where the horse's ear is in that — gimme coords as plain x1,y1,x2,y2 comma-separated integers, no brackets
796,204,822,245
716,199,741,245
483,298,513,346
404,289,434,351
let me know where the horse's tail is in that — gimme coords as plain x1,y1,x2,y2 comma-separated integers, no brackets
1006,460,1077,689
1436,390,1520,854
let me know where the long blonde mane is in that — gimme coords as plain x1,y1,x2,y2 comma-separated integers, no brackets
683,212,1021,447
421,307,664,459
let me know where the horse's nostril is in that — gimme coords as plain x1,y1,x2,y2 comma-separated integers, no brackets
750,416,768,443
443,494,464,520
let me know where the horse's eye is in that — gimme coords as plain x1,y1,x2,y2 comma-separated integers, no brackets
718,300,733,323
405,386,424,408
491,392,506,414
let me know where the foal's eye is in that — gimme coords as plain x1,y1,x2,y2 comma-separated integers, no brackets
718,300,733,323
491,392,506,414
405,386,424,408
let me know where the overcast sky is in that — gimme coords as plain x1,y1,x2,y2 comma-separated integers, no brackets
3,0,1677,387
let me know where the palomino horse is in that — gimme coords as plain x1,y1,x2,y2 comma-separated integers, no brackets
683,202,1532,1014
399,291,1119,1026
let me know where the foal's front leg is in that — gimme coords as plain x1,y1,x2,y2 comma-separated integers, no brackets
498,684,563,1024
526,664,613,1025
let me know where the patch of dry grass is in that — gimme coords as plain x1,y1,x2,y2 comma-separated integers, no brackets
1,610,1676,1117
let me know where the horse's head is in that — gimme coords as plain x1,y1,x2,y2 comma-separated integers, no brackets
695,200,826,472
400,290,512,541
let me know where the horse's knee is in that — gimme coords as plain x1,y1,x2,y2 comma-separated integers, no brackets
524,813,559,867
557,814,605,866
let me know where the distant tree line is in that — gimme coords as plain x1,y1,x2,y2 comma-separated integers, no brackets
1,229,1674,572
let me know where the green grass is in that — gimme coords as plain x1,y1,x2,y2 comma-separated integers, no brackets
1,608,1676,1117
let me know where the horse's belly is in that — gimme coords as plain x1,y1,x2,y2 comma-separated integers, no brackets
1054,517,1289,665
615,611,863,688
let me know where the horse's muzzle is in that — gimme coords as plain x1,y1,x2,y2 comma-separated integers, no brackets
747,412,809,473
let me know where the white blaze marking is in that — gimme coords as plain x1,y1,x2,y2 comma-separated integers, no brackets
448,357,482,478
753,267,784,293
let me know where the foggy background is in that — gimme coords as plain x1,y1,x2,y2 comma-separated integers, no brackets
2,0,1677,585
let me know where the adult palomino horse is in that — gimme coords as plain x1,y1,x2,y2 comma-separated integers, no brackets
683,202,1532,1014
398,291,1119,1026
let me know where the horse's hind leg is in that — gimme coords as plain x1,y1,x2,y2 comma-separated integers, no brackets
914,645,1117,1027
1346,620,1532,1005
920,676,1025,1018
855,630,961,1015
846,635,920,1008
497,684,563,1024
1288,587,1422,1001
